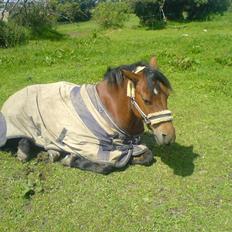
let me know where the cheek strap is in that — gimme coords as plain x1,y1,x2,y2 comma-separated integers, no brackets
127,80,135,98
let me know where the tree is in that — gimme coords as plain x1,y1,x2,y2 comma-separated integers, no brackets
130,0,231,28
53,0,96,22
163,0,232,20
4,0,65,40
0,20,28,48
93,1,130,28
130,0,167,28
0,0,29,47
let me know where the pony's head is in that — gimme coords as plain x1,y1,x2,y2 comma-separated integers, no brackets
121,57,176,145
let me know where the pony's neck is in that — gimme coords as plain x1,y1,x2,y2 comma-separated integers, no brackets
96,80,144,136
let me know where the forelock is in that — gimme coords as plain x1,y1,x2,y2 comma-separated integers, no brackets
143,67,172,92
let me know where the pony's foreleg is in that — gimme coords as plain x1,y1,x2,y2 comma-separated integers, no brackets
61,153,114,174
17,138,31,162
61,153,77,167
131,149,155,166
48,150,61,162
72,158,114,174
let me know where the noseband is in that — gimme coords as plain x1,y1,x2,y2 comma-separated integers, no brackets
127,69,173,126
130,98,173,125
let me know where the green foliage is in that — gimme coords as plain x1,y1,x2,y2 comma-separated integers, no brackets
132,0,167,28
164,0,232,20
0,20,28,48
168,55,200,70
93,2,130,29
53,0,96,23
193,0,231,19
10,1,58,39
55,1,83,22
131,0,231,27
215,54,232,66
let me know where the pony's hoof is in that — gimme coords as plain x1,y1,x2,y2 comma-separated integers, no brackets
17,138,30,162
131,149,155,166
61,154,77,167
48,150,61,163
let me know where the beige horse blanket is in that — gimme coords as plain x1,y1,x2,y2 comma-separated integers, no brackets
0,82,148,167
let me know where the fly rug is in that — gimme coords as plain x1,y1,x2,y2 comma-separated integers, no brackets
0,82,150,173
0,57,176,174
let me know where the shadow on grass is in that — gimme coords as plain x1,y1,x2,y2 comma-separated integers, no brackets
31,28,66,41
1,139,45,160
142,132,200,177
2,135,200,176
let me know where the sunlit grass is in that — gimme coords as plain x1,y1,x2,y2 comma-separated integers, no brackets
0,12,232,232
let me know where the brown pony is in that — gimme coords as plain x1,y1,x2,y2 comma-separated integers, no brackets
93,56,175,172
99,57,175,144
0,56,175,174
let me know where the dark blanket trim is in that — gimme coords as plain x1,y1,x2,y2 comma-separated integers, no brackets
0,112,7,147
70,85,138,166
70,86,112,143
70,85,112,160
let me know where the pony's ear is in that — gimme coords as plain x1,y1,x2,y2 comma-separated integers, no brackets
122,69,140,83
150,56,158,69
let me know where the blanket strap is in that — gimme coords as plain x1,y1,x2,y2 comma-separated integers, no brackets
56,128,67,144
0,112,7,147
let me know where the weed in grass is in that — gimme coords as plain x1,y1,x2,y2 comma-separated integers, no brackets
215,54,232,66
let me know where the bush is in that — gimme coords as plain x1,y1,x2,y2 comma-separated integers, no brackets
163,0,232,20
56,2,83,22
55,0,96,22
131,0,231,27
93,2,130,29
10,1,57,39
0,21,28,48
188,0,231,20
132,0,166,28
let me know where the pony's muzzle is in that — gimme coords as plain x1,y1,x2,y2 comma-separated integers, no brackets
151,122,176,145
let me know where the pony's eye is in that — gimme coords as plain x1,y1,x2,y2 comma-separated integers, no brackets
153,87,158,95
142,97,151,105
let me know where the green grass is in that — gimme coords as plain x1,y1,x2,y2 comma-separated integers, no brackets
1,13,232,232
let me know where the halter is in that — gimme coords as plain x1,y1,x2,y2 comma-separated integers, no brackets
126,66,173,126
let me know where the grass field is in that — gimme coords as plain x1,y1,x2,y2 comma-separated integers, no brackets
0,13,232,232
